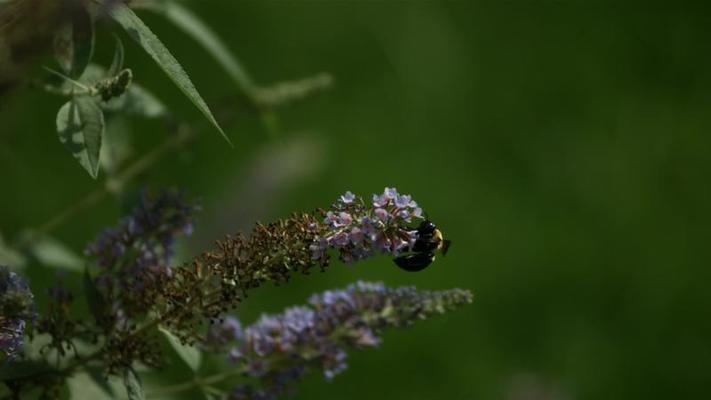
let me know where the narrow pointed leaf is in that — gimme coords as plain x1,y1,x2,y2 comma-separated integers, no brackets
109,3,231,145
144,1,255,94
108,35,125,77
56,96,105,179
27,233,83,272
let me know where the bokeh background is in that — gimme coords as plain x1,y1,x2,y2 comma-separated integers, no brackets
2,1,711,399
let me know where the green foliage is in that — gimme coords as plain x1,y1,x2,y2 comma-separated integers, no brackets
159,327,202,372
0,233,26,270
25,234,83,272
109,3,230,145
141,0,256,95
53,3,94,79
56,96,105,179
107,36,125,78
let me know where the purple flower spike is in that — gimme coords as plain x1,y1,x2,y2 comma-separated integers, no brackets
216,281,472,399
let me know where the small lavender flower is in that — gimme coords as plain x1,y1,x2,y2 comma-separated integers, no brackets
0,266,35,360
216,281,472,399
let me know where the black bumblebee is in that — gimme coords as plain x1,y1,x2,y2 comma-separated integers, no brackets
394,220,451,272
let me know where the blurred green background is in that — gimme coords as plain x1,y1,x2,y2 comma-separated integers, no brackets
2,0,711,399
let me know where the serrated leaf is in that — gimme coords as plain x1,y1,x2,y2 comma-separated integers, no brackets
144,1,255,93
53,4,94,78
109,3,231,145
84,266,108,327
27,234,83,272
123,367,145,400
56,96,105,179
159,326,202,372
108,35,125,77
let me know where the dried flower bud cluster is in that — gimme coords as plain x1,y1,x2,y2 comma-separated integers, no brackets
202,281,472,399
0,266,35,360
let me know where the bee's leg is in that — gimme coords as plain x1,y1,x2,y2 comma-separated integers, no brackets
440,239,452,255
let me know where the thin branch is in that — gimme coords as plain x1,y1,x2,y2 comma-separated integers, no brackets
15,124,195,249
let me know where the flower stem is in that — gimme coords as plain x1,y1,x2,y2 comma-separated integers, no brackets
15,124,195,249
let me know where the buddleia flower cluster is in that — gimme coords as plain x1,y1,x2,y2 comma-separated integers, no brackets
0,187,470,400
201,281,472,399
156,188,429,339
0,266,35,361
310,187,423,264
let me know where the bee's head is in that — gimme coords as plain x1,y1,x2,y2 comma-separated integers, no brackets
418,220,437,235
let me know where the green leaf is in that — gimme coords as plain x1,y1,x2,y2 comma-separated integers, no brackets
68,370,115,400
56,96,105,179
79,64,109,86
109,3,231,145
123,367,145,400
84,266,109,327
159,326,202,372
144,1,255,93
0,232,26,270
25,233,83,272
53,3,94,78
108,35,125,77
100,116,132,174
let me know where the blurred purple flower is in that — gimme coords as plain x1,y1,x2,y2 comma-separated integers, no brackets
214,281,472,398
84,189,199,315
0,266,35,360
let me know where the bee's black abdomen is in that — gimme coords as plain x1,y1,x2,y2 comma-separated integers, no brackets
393,252,434,272
412,237,439,253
